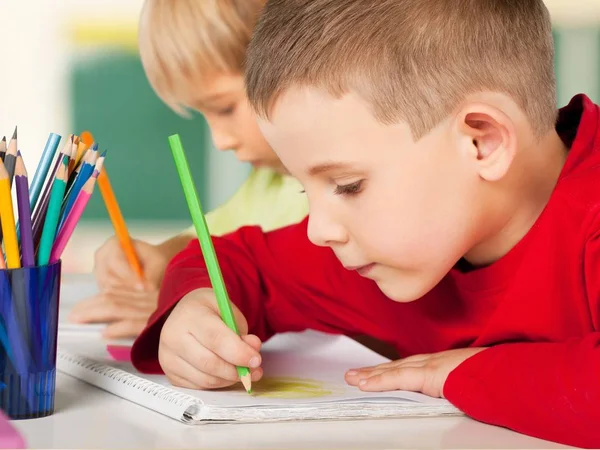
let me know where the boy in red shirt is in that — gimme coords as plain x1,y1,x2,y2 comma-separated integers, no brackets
132,0,600,446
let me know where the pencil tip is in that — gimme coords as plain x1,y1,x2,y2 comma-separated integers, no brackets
100,149,107,157
17,150,21,156
92,142,98,151
1,136,5,142
12,126,17,139
240,374,252,394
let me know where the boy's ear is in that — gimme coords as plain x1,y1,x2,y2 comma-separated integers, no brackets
455,103,517,182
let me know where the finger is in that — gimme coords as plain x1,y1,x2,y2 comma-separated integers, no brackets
192,314,261,369
357,367,426,392
68,295,152,323
103,288,158,310
250,367,263,382
347,353,433,375
178,333,240,382
241,334,262,352
346,360,426,384
172,355,237,389
102,320,147,339
106,263,144,290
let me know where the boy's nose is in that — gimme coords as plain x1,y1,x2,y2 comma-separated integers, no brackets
307,208,348,248
212,130,238,152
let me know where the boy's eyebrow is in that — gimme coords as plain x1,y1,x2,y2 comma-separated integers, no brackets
192,92,231,107
308,162,355,176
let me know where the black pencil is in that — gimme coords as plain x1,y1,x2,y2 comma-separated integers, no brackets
0,136,6,162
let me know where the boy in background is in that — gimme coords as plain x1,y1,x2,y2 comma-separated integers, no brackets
68,0,308,338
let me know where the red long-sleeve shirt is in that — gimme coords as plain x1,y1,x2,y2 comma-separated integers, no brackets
132,95,600,448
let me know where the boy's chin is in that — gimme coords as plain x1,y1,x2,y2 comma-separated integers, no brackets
375,278,431,303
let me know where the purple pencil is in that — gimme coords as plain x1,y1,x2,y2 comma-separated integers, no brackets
14,153,35,267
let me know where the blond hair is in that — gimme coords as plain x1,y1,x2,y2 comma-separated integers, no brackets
246,0,557,139
138,0,265,115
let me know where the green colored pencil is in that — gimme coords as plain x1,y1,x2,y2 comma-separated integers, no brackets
37,156,69,266
168,134,252,394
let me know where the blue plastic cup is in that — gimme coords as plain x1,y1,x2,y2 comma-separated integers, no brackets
0,261,61,419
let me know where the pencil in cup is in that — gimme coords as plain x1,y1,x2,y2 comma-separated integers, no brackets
0,158,21,269
50,165,101,264
31,136,73,247
37,157,69,267
167,133,253,394
14,153,35,268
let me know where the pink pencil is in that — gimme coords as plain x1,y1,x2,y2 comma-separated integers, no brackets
49,170,99,263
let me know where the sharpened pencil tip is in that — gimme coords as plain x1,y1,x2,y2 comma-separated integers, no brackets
91,142,98,151
240,374,252,394
12,126,17,140
100,149,107,157
1,136,5,142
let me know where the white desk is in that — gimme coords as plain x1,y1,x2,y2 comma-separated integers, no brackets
11,275,571,449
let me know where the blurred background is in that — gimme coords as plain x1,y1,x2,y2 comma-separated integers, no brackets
0,0,599,274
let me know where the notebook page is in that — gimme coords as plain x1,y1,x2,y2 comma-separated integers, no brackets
58,331,453,408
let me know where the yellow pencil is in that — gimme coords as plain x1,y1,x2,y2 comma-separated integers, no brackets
0,158,20,269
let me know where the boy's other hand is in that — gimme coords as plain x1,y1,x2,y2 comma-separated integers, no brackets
345,347,486,398
93,236,167,292
68,288,159,339
158,288,263,390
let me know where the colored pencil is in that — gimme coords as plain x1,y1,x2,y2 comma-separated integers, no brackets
60,146,97,228
168,133,252,394
73,138,89,171
15,132,62,242
0,158,20,269
50,170,99,264
14,153,35,268
37,156,69,267
29,132,61,210
97,165,144,279
31,136,73,246
67,136,80,174
0,136,6,162
4,127,18,187
66,142,97,193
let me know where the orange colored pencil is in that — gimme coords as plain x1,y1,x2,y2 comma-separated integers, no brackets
81,131,144,280
97,169,144,279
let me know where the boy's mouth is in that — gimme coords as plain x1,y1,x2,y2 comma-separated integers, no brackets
345,263,376,277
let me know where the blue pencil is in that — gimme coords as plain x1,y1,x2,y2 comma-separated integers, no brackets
30,133,61,210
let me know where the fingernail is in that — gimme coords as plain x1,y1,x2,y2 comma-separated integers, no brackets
359,379,367,386
249,357,260,368
347,370,358,376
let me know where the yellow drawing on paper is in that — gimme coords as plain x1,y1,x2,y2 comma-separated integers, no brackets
249,377,341,399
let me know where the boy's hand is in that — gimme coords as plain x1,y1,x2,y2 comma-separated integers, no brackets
158,288,263,390
67,236,168,338
93,236,167,292
68,288,159,339
345,347,486,398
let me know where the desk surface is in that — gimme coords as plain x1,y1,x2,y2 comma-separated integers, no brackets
11,275,571,449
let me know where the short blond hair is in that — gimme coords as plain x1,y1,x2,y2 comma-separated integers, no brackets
139,0,265,115
246,0,557,139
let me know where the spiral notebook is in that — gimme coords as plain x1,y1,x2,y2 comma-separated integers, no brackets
56,330,461,424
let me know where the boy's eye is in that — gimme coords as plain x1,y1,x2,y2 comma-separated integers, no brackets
334,180,363,196
217,105,235,116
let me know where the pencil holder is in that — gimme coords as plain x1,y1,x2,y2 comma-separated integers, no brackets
0,260,61,419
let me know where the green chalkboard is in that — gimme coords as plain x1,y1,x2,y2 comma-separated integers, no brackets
69,51,208,221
